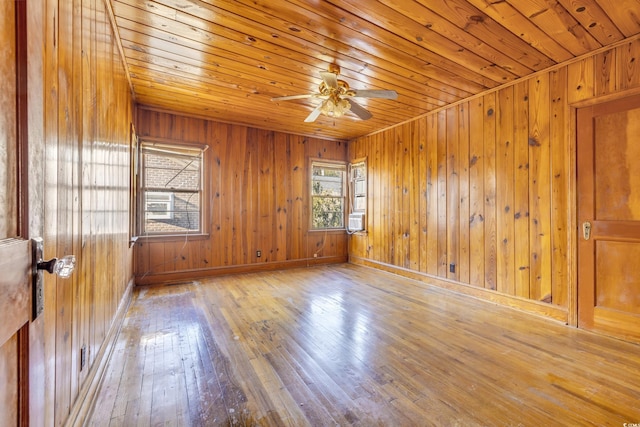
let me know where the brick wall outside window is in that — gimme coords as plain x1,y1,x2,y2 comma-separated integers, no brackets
142,147,202,234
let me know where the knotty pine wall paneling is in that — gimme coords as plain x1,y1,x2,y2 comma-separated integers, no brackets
134,109,348,284
457,103,471,285
550,68,570,310
349,37,640,323
467,97,484,287
496,86,515,296
513,81,531,300
40,0,135,424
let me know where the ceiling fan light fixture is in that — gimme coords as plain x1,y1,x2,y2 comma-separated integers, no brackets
271,63,396,122
321,96,351,118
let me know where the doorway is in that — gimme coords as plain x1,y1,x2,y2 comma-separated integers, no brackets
577,94,640,342
0,0,31,425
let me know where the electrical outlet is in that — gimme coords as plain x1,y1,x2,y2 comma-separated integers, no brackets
256,250,261,258
449,263,456,273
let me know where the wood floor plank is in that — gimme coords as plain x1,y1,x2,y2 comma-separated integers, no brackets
86,264,640,426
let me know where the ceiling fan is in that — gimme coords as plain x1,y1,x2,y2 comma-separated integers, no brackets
271,64,398,123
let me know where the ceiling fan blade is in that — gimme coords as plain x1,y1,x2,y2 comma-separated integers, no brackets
320,71,338,89
347,99,373,120
304,103,324,123
271,93,318,101
350,89,398,99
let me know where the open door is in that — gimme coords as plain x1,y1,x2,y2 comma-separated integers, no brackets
0,243,31,427
0,0,31,425
577,94,640,343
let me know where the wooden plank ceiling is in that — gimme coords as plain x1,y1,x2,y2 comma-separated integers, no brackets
111,0,640,140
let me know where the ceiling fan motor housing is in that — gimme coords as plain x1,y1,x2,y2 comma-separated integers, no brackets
327,63,341,75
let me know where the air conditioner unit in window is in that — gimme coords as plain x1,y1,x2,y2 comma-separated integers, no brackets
348,213,365,232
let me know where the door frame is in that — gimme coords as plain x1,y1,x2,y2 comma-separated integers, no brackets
16,0,28,239
570,87,640,329
0,0,32,425
16,0,30,424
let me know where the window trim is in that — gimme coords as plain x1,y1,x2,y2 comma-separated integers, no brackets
129,123,139,246
347,157,367,233
309,158,347,231
137,139,209,237
350,158,367,214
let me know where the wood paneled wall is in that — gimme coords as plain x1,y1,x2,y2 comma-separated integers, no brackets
134,109,348,284
349,37,640,323
37,0,135,424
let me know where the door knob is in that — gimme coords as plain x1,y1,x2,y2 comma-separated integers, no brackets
31,237,77,319
37,255,76,278
582,221,592,241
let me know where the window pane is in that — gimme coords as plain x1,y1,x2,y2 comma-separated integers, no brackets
144,152,200,191
350,159,367,217
144,211,200,234
314,165,342,175
312,196,344,228
144,191,200,233
312,166,344,196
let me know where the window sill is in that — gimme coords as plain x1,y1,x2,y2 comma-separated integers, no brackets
308,229,348,234
133,233,210,243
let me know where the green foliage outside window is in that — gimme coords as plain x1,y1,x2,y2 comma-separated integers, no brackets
311,162,345,229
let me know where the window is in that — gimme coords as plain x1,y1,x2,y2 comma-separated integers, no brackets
350,159,367,213
145,192,174,220
129,123,139,244
347,159,367,233
311,160,346,230
139,142,205,235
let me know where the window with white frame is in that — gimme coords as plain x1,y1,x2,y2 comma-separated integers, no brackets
145,192,174,220
311,160,346,230
140,142,204,235
350,159,367,213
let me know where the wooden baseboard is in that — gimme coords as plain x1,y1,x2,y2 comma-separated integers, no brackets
134,255,349,286
349,256,568,323
64,276,135,427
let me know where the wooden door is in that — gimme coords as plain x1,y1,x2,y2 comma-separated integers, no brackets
0,0,31,425
577,94,640,342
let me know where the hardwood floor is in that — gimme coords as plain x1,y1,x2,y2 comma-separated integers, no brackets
86,264,640,426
